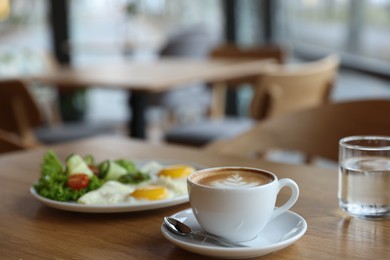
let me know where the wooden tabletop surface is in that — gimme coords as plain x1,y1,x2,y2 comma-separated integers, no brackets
30,58,272,93
1,136,389,259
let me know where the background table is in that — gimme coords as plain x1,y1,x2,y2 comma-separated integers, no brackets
1,136,389,259
31,58,273,138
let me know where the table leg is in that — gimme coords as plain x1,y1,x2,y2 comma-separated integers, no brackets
209,82,239,118
209,82,227,118
225,87,238,116
128,92,147,139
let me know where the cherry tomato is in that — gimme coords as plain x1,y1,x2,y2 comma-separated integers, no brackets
67,173,89,190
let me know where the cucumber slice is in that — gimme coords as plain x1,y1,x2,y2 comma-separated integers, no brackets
66,154,94,177
98,160,109,179
83,154,95,165
104,161,127,180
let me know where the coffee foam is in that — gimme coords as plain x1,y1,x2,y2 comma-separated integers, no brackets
191,168,273,189
211,173,261,188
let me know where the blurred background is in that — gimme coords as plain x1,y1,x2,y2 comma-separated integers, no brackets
0,0,389,143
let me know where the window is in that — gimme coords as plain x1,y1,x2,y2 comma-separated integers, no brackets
279,0,390,75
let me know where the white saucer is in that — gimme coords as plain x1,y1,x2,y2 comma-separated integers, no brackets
161,208,307,259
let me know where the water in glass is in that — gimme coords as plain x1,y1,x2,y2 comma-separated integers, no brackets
338,156,390,218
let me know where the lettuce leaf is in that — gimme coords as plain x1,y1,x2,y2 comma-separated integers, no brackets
114,159,137,174
34,151,103,202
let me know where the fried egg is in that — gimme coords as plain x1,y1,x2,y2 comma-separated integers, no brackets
129,185,172,201
78,181,136,205
153,164,195,195
77,163,196,205
158,165,195,179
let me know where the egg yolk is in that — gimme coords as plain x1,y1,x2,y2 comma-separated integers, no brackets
158,165,195,179
130,186,169,200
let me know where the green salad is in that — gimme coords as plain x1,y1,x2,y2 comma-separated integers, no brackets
34,151,150,202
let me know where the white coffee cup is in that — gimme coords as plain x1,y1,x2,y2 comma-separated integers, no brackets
187,166,299,242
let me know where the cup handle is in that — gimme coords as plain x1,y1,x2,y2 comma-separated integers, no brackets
271,178,299,220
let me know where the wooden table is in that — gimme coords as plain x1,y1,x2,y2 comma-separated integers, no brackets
30,58,273,138
1,136,389,259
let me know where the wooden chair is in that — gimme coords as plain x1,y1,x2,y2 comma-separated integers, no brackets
205,99,390,164
0,79,44,147
0,129,28,154
206,43,286,117
164,54,339,147
209,43,286,88
250,54,339,120
210,43,285,63
0,78,117,146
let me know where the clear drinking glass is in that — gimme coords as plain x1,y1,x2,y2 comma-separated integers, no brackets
338,136,390,219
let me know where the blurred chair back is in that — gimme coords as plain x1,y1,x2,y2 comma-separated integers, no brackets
0,129,28,154
0,79,43,147
251,55,339,120
206,99,390,163
159,24,219,58
210,43,285,63
209,43,285,88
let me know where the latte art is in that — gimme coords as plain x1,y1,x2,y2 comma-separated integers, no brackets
191,168,273,189
211,173,260,188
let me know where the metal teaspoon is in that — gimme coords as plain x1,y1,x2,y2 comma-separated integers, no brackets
163,217,247,247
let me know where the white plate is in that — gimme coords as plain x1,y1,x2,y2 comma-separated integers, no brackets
30,187,188,213
161,208,307,259
31,160,203,213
